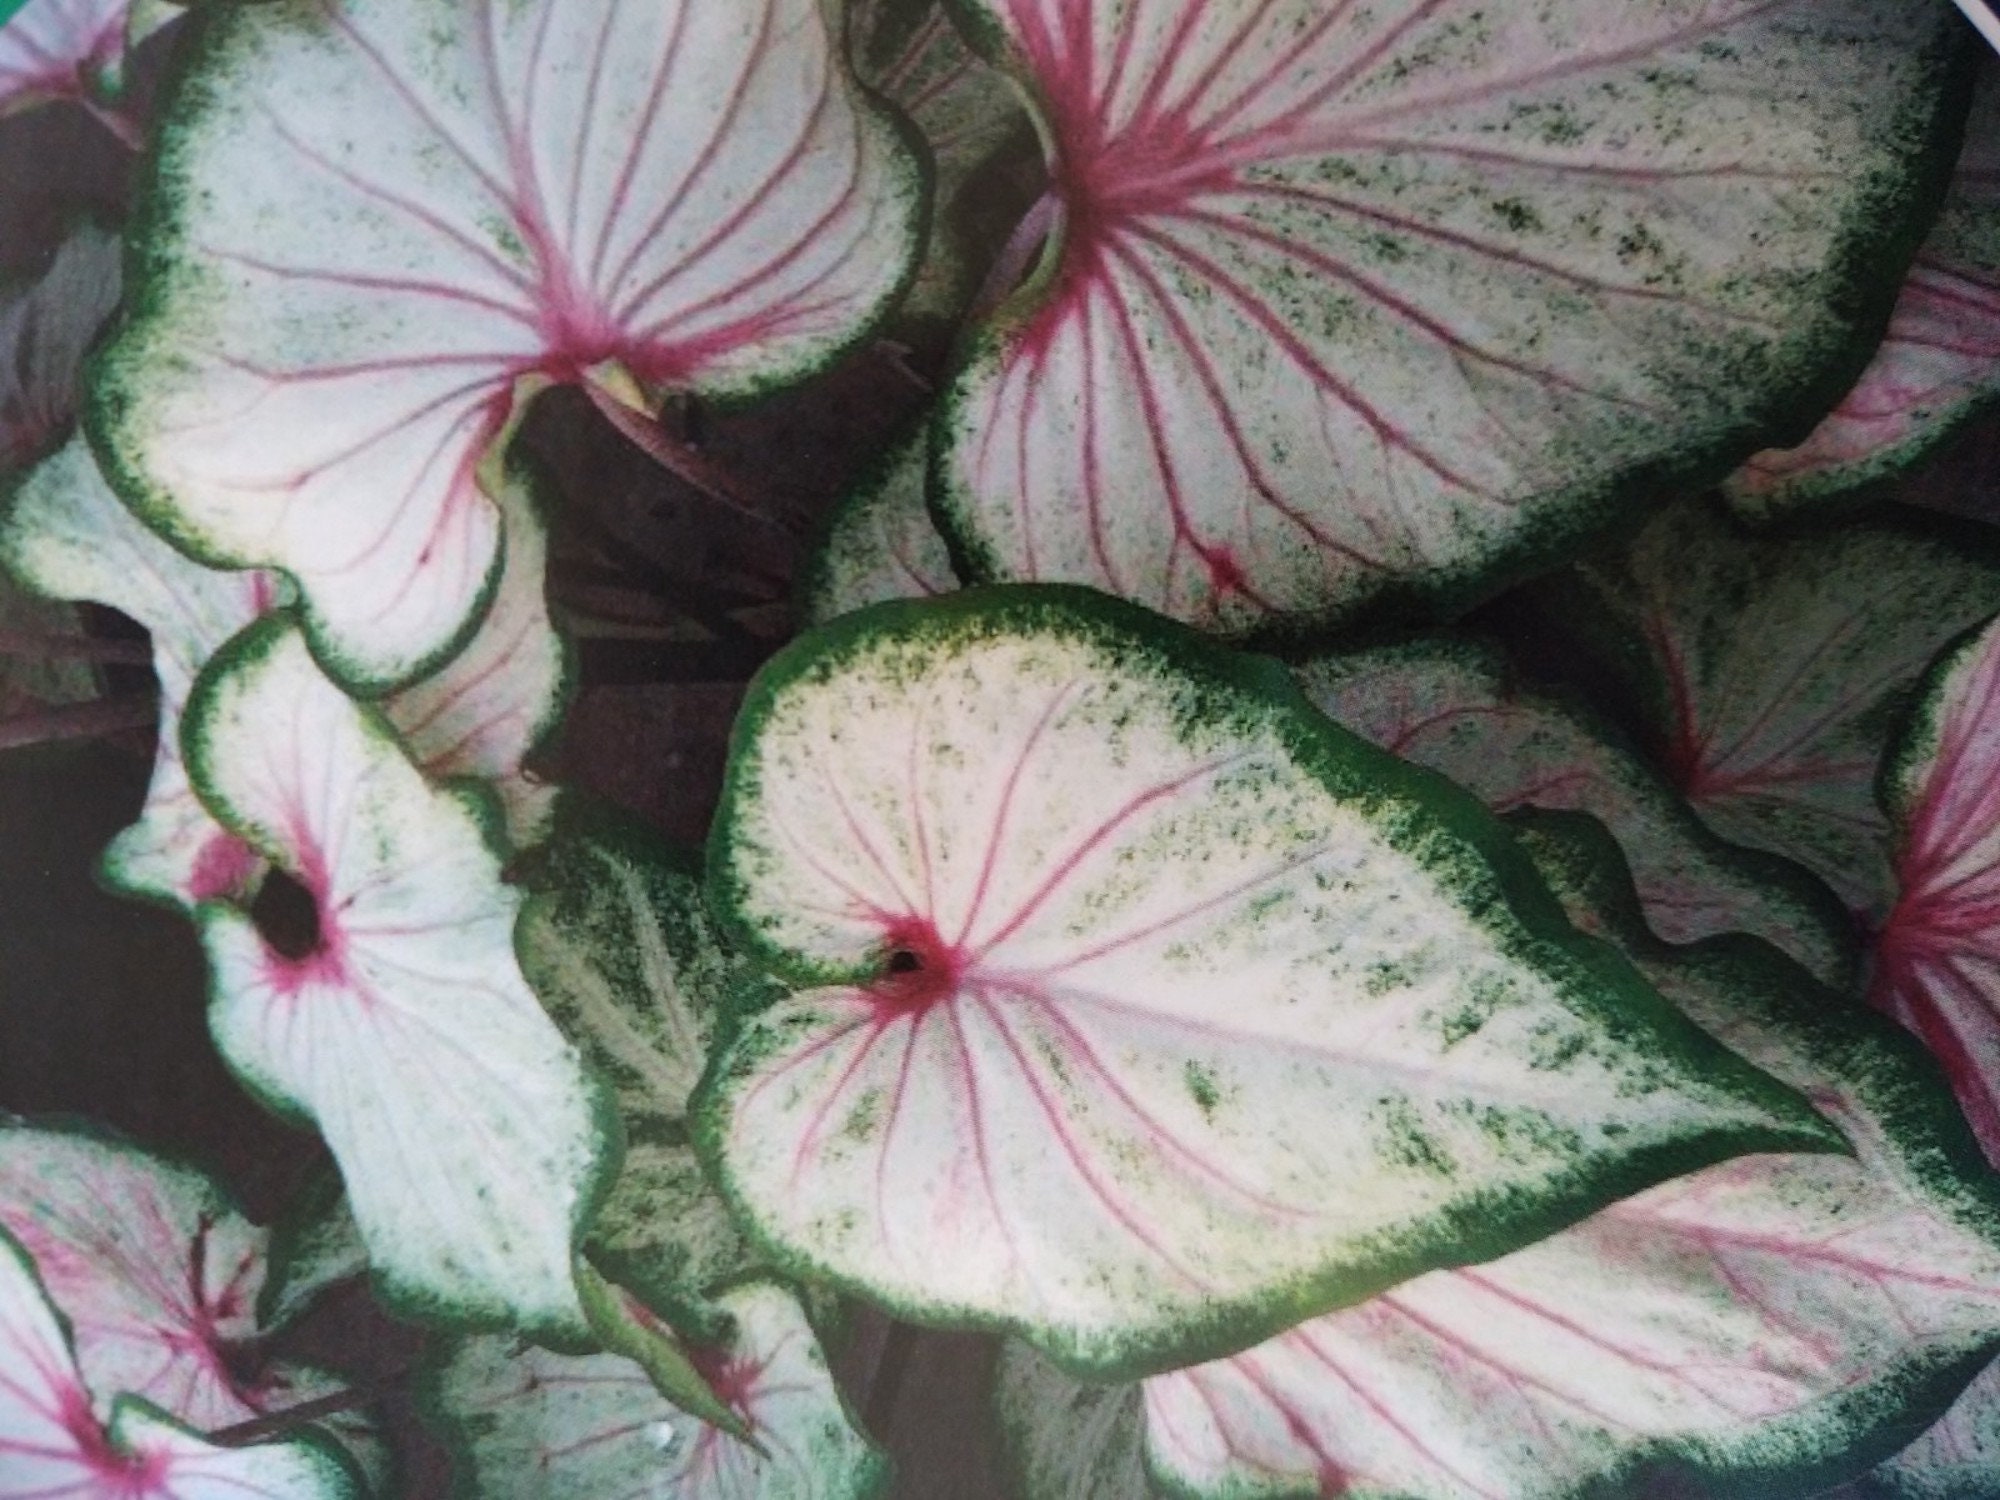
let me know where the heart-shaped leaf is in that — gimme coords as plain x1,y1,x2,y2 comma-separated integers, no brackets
90,0,925,690
0,221,120,472
1727,66,2000,520
1296,637,1857,988
853,0,1034,330
698,587,1835,1380
928,0,1968,635
517,796,756,1327
2,435,569,907
1002,812,2000,1500
426,1279,888,1500
1875,609,2000,1162
182,616,613,1336
0,1199,359,1499
799,423,958,626
1527,497,2000,920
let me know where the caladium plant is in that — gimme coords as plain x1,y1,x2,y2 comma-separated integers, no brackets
19,0,2000,1493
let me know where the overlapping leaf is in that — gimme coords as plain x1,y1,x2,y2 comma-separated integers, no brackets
92,0,925,689
699,588,1835,1380
852,0,1033,329
799,424,958,626
1870,1356,2000,1498
930,0,1967,634
184,617,612,1335
428,1280,887,1500
1528,497,2000,920
0,1203,358,1499
1875,610,2000,1162
2,435,568,907
517,798,755,1325
1002,813,2000,1500
1728,67,2000,519
0,222,121,472
1297,638,1856,987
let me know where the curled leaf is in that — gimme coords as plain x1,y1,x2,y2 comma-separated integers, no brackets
699,588,1834,1380
92,0,926,689
0,222,121,472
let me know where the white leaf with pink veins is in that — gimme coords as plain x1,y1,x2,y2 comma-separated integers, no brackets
93,0,924,689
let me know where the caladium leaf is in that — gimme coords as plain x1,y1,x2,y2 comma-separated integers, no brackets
1528,497,2000,921
0,221,121,472
1,434,275,910
0,1226,359,1500
994,1348,1153,1500
1296,637,1858,988
1727,68,2000,519
427,1279,888,1500
697,587,1836,1380
928,0,1969,635
1001,812,2000,1500
517,797,755,1326
1874,610,2000,1163
799,423,958,626
91,0,926,691
0,1119,392,1485
182,616,613,1336
852,0,1033,329
2,436,568,908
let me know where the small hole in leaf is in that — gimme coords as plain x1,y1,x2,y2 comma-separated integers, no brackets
250,869,323,962
885,949,923,975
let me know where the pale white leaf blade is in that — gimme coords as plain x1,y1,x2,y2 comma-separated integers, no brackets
700,589,1836,1379
92,0,925,689
184,618,612,1335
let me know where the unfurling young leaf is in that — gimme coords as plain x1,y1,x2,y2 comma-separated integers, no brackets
517,797,756,1329
929,0,1969,635
182,617,614,1336
1728,65,2000,519
1527,497,2000,920
1296,637,1857,988
428,1279,885,1500
697,587,1836,1382
0,1222,360,1499
799,422,958,626
1000,813,2000,1500
1875,610,2000,1162
91,0,927,690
